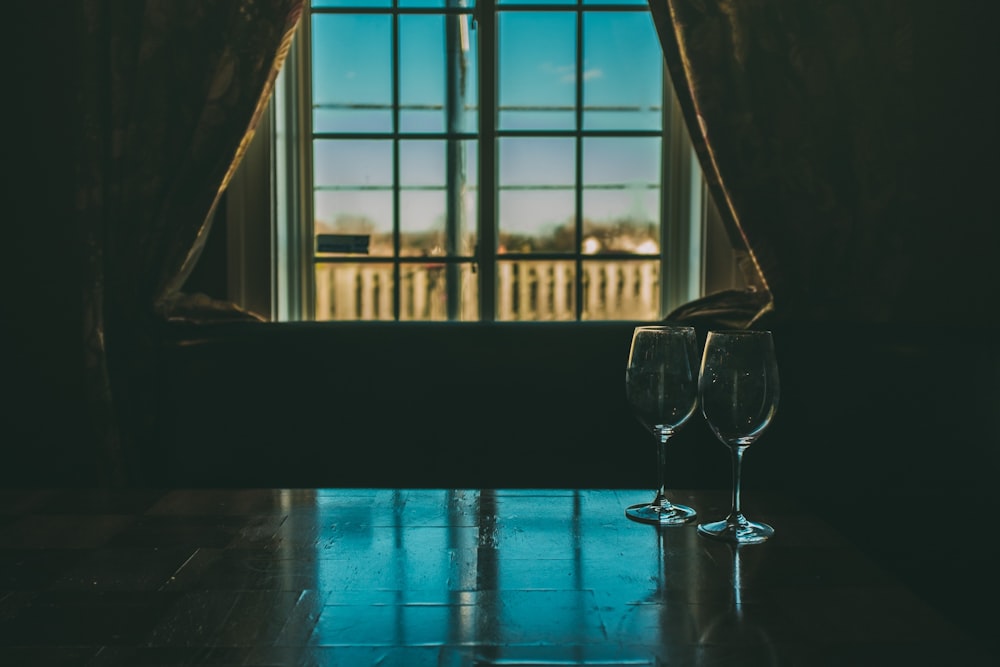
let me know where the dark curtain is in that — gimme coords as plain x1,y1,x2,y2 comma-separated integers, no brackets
649,0,1000,327
73,0,304,484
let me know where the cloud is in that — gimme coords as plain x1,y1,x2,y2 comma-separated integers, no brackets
554,66,604,84
540,62,605,84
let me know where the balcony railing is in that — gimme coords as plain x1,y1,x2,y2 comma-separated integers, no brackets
315,260,660,321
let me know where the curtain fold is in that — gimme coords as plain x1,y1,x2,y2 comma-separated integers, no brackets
649,0,1000,327
74,0,304,484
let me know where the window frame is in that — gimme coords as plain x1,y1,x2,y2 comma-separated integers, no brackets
223,0,738,322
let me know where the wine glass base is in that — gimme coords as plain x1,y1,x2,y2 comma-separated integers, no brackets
697,518,774,545
625,502,697,526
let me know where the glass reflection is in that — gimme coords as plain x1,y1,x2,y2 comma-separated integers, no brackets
694,544,779,666
264,489,721,662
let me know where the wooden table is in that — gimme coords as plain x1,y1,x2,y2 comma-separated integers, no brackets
0,488,993,665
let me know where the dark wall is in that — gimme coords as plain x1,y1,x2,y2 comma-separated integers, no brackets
142,321,709,489
143,320,1000,498
3,7,101,483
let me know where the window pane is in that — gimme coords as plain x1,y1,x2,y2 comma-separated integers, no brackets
397,0,446,7
496,260,576,321
400,140,446,188
498,12,577,130
499,137,574,186
398,140,477,256
399,13,477,133
314,140,394,257
582,136,660,252
581,259,659,320
312,14,392,133
583,12,662,131
499,190,575,253
498,137,575,253
583,137,660,187
315,263,395,321
582,188,660,253
314,139,392,187
400,190,446,255
500,0,574,6
313,0,391,7
315,190,393,257
462,140,479,254
582,0,647,5
400,15,445,133
400,262,478,321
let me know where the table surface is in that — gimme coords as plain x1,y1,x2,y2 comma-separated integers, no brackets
0,487,993,666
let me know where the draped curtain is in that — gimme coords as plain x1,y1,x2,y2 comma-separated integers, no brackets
73,0,304,484
649,0,1000,328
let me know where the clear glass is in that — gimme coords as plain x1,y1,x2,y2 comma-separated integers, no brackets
313,0,392,7
624,325,700,525
313,139,394,256
582,12,662,131
399,15,446,133
399,140,445,256
498,12,576,130
697,330,780,544
311,14,392,133
581,137,660,243
498,137,575,251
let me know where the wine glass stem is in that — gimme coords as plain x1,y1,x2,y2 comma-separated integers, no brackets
655,428,672,508
729,445,746,519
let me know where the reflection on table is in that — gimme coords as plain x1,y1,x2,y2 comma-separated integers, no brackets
0,488,992,665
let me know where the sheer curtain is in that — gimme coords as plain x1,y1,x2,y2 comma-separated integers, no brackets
73,0,304,484
649,0,1000,328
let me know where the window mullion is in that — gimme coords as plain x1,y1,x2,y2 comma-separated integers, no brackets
445,1,464,320
392,9,401,320
477,0,498,322
574,3,584,320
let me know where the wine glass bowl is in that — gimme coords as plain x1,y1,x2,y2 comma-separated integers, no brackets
624,325,700,525
696,330,780,544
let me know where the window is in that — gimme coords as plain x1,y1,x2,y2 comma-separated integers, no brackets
226,0,740,322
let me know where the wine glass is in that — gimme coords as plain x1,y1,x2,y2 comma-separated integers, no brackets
624,325,700,525
696,329,780,544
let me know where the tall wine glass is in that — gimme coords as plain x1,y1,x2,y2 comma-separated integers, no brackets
624,325,700,525
697,330,780,544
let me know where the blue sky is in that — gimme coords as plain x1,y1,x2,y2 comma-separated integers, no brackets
310,6,663,239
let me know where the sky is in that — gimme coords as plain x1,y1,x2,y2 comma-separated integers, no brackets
309,4,663,239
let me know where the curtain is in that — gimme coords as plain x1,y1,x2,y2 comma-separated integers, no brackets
649,0,1000,327
74,0,304,484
